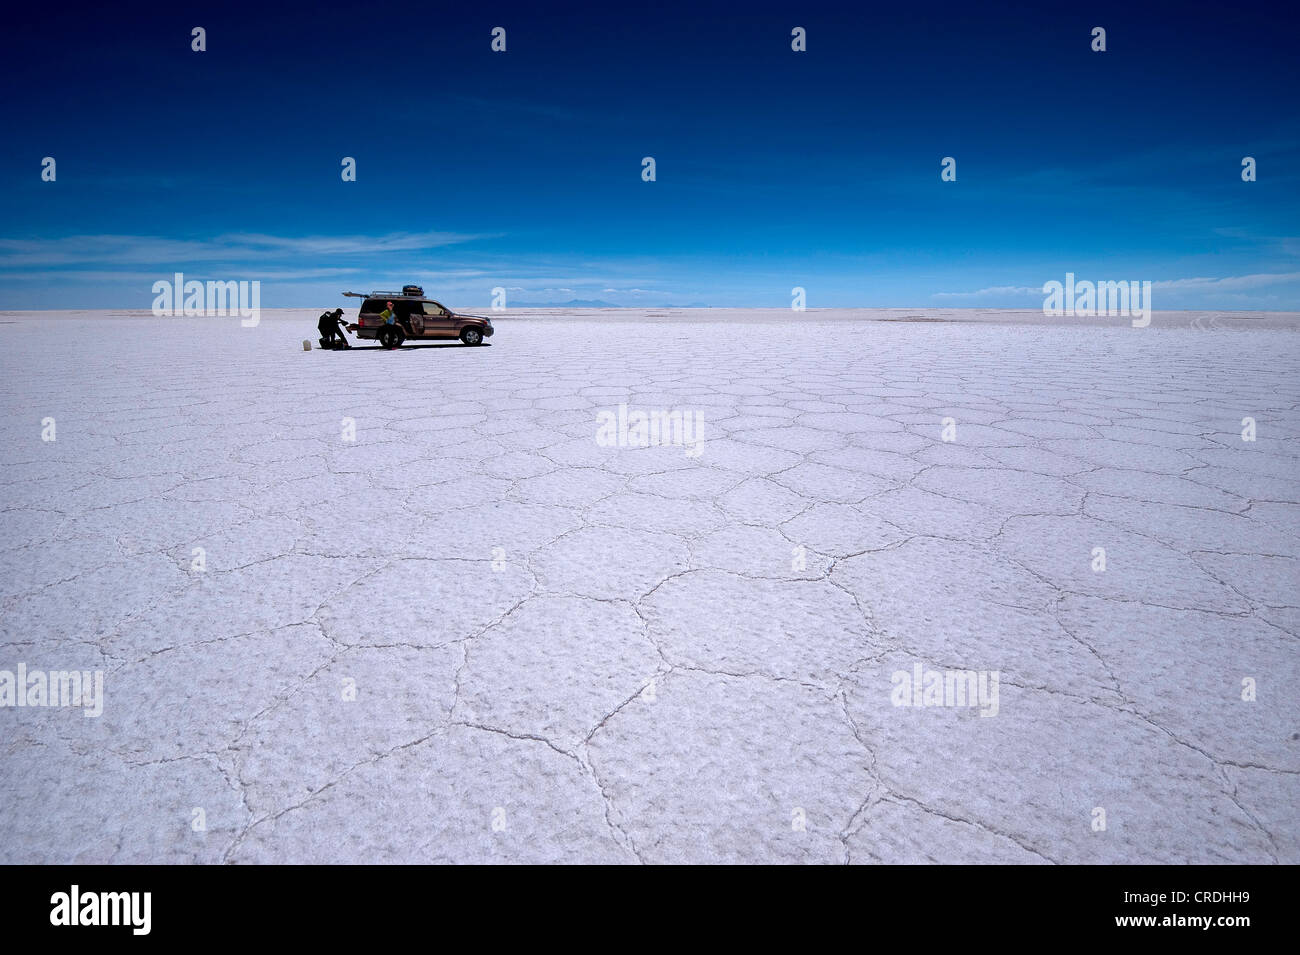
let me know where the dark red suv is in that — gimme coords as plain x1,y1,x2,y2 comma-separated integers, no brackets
344,285,494,348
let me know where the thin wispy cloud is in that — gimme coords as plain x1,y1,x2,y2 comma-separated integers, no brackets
932,286,1042,299
1152,272,1300,291
227,232,495,255
934,273,1300,308
3,267,363,283
0,231,491,269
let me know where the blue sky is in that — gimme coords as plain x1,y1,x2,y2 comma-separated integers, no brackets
1,0,1297,310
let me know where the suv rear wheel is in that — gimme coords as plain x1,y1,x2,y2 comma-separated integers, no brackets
460,327,483,346
379,327,405,349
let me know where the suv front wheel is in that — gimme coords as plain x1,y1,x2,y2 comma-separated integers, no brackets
460,327,483,346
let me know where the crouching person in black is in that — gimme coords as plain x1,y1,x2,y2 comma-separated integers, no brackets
317,308,351,349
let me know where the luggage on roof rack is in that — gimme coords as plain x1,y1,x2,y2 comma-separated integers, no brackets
402,284,424,297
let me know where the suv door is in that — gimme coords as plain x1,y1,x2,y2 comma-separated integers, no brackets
421,301,457,338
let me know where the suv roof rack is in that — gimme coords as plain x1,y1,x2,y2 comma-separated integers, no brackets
342,289,425,299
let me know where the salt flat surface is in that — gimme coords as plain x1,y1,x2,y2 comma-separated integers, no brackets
1,309,1297,864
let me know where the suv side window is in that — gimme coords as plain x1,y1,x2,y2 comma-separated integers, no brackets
361,298,385,314
423,301,447,317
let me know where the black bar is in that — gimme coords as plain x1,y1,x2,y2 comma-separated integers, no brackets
4,866,1283,942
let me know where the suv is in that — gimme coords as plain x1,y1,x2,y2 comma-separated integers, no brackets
343,286,494,348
